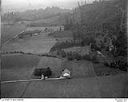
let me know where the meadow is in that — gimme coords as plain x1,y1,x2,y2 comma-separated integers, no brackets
22,58,128,98
2,31,56,54
1,23,26,44
1,54,41,81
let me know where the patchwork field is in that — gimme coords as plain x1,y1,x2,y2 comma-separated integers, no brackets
1,26,127,98
22,58,128,98
1,54,128,98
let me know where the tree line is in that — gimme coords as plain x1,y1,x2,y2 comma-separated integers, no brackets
64,0,127,71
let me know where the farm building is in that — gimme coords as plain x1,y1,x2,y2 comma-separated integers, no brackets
43,26,64,32
18,30,42,39
26,25,64,33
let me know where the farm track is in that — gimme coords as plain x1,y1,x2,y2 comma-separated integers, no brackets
3,30,25,45
1,23,26,45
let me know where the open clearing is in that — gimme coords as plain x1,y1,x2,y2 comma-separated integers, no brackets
1,54,41,81
21,73,127,98
22,58,128,98
1,23,26,44
2,31,56,54
1,54,41,98
1,55,127,98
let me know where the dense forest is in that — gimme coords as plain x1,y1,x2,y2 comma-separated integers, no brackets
64,0,127,71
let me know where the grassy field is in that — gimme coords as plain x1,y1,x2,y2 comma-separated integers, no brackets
49,30,73,38
21,58,100,98
1,54,41,81
21,57,128,98
1,23,26,44
93,63,126,76
21,73,128,98
49,30,73,42
1,82,29,98
21,58,128,98
2,32,56,54
1,55,128,98
1,54,42,98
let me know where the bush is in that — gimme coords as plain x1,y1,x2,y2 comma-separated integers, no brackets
60,50,66,58
50,41,81,52
104,56,127,71
67,52,74,60
92,55,99,63
104,62,110,67
66,52,83,61
82,54,91,61
20,51,24,54
74,53,81,60
27,52,32,55
114,56,127,71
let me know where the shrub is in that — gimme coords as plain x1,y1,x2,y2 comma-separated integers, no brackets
27,52,32,55
20,51,24,54
74,53,81,60
114,56,127,71
67,52,74,60
50,41,81,52
14,51,17,53
104,62,110,67
91,55,99,63
104,56,127,71
82,54,91,61
60,50,66,58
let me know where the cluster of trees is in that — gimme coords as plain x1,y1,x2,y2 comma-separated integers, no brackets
64,0,127,71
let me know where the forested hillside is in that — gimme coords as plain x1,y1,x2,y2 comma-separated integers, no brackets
64,0,127,71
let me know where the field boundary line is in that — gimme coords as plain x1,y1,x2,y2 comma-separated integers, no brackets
1,79,42,84
1,77,67,84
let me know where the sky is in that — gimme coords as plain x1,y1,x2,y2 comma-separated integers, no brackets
2,0,95,13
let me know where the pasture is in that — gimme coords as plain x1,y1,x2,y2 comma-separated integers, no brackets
2,32,56,54
21,73,127,98
1,53,127,98
22,58,128,98
1,23,26,44
1,54,41,81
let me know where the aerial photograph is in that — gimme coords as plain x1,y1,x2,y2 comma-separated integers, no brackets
1,0,128,98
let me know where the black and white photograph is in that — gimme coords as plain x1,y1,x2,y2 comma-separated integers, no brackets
1,0,128,99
